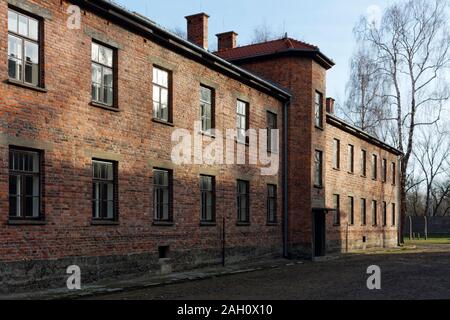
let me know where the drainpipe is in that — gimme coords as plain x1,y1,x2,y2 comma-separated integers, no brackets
283,100,290,258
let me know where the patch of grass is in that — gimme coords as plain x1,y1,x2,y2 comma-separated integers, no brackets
404,234,450,245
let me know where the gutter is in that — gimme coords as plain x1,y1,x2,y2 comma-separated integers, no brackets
71,0,291,102
326,114,403,156
283,100,290,258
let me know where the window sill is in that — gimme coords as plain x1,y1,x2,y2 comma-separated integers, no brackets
236,222,251,227
6,79,48,93
361,175,367,178
90,101,120,112
314,185,323,189
8,219,46,226
152,118,174,127
266,222,278,226
235,139,249,146
153,221,174,227
348,171,355,175
91,220,119,226
315,125,324,131
333,224,341,227
198,131,216,139
200,221,217,227
333,167,340,171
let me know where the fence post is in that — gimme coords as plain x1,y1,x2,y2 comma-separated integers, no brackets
409,216,413,240
424,216,428,240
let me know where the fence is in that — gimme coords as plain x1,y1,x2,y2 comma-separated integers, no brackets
404,216,450,238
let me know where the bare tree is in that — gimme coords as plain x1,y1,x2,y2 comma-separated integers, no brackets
354,0,450,242
251,21,281,43
343,47,390,137
413,125,450,216
170,27,187,40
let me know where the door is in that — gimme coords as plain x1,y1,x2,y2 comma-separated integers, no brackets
314,210,326,257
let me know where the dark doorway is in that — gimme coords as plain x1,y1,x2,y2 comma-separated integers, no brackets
314,210,326,257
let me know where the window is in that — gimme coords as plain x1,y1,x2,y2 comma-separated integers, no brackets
314,150,323,187
371,154,378,180
348,196,354,226
8,9,41,87
392,203,396,226
360,199,367,226
372,200,378,226
200,86,214,132
237,180,250,223
9,148,42,219
92,160,117,221
91,42,115,106
236,100,249,143
382,159,387,182
153,67,171,122
200,175,215,223
153,169,172,222
391,162,396,185
333,194,340,226
333,139,340,169
267,184,277,224
314,91,323,128
267,112,278,153
361,150,367,177
382,201,387,226
348,144,354,173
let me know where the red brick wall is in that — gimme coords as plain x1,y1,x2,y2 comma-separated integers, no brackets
325,120,400,251
234,57,328,256
0,0,284,269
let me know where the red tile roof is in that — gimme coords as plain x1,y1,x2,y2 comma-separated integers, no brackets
215,37,318,60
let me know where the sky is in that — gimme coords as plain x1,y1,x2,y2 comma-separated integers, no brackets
114,0,401,103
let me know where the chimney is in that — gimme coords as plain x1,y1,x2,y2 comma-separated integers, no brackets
185,13,209,50
326,97,335,114
216,31,238,51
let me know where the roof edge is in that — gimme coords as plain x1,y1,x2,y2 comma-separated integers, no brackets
326,113,403,156
70,0,291,101
222,49,335,70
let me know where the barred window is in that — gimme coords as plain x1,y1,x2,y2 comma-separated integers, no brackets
267,184,277,224
200,86,214,132
361,198,367,226
333,194,340,226
314,91,323,128
348,196,354,226
382,201,387,226
361,150,367,177
372,154,378,180
267,112,278,153
382,159,387,183
348,145,354,173
92,160,117,220
372,200,378,226
9,148,42,219
333,139,340,169
153,67,171,122
237,180,250,223
200,175,215,223
91,42,115,106
236,100,249,143
314,150,323,187
8,9,41,87
153,169,172,222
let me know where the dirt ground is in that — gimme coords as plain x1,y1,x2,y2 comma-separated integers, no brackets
87,244,450,300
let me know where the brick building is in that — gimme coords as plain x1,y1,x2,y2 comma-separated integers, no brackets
0,0,401,293
216,36,402,257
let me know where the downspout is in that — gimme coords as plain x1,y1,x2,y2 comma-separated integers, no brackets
283,100,290,258
397,155,402,246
